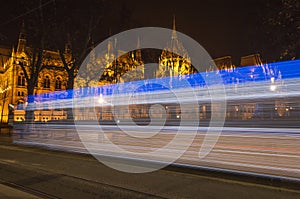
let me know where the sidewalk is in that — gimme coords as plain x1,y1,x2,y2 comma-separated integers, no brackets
0,184,41,199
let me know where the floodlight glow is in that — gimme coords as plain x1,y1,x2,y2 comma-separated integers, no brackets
271,77,275,83
270,85,277,91
98,94,105,104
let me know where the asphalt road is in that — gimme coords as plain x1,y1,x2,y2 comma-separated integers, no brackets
1,135,300,199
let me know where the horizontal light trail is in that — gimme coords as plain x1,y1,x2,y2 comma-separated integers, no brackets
14,134,300,158
24,59,300,110
26,124,300,134
198,159,300,174
14,59,300,176
15,124,300,178
26,76,300,110
212,149,300,158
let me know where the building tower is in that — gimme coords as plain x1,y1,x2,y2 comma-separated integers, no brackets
16,21,26,55
64,34,72,55
157,16,192,78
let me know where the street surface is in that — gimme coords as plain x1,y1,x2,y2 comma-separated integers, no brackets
1,134,300,199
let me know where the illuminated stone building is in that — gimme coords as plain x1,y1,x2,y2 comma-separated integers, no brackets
109,37,144,83
214,56,235,71
156,17,198,121
157,17,194,78
240,53,263,67
1,20,286,124
74,36,145,121
0,24,69,122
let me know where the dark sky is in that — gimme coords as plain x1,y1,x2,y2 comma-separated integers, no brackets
122,0,269,64
0,0,278,65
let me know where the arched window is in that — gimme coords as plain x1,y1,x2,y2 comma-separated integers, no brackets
43,75,50,88
17,91,25,96
17,72,25,86
55,77,62,90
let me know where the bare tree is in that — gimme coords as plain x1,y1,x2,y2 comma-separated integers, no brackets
18,0,51,122
264,0,300,60
19,49,44,122
52,0,103,120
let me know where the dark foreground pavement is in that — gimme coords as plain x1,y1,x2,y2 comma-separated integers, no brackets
0,135,300,199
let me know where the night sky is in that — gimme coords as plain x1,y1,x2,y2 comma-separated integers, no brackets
120,0,269,64
0,0,281,65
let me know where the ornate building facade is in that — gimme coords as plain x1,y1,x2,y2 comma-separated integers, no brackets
0,25,69,123
0,19,288,124
74,36,145,121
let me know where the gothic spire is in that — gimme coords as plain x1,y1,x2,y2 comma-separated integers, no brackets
136,36,141,49
20,20,25,37
171,15,177,40
64,33,72,54
135,37,142,61
17,21,26,53
90,38,96,63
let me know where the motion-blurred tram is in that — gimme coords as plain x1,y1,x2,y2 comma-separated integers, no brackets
27,59,300,125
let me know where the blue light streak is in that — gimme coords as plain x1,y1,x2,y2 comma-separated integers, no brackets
28,59,300,108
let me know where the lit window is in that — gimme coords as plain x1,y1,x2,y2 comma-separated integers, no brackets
43,75,50,88
55,77,62,90
17,72,25,86
17,91,25,96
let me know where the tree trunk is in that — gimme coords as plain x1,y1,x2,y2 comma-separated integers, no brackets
66,69,75,121
25,84,35,123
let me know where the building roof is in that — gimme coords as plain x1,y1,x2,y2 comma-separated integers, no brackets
21,46,66,68
240,54,263,67
213,56,234,70
0,45,12,71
